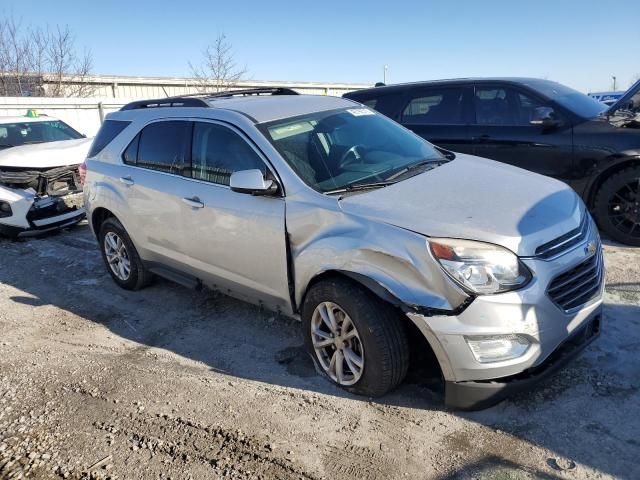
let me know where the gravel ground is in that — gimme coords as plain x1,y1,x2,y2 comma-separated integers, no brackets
0,222,638,480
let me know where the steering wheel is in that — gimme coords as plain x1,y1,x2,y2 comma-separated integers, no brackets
339,145,367,169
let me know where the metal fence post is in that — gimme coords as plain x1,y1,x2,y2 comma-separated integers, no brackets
98,102,105,124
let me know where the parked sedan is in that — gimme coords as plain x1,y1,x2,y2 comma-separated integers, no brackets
0,112,90,238
344,78,640,246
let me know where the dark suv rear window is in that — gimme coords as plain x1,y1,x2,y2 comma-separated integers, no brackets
346,91,404,118
88,120,130,157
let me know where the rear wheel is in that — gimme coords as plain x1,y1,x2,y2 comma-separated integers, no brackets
98,217,153,290
594,166,640,246
302,277,409,397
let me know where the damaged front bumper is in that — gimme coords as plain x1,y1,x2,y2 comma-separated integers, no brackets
0,185,85,237
405,233,605,410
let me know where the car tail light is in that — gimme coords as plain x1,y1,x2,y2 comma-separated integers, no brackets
79,160,87,186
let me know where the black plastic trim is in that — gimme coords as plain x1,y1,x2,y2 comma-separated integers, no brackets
146,262,202,290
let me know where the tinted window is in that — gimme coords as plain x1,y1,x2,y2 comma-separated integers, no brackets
346,91,404,118
401,88,465,124
123,134,139,165
474,87,545,126
190,122,266,186
526,80,607,118
137,121,191,174
88,120,130,157
362,99,377,109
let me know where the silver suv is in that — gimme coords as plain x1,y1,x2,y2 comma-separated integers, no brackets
84,88,603,410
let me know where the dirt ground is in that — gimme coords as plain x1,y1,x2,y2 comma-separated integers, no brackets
0,222,638,480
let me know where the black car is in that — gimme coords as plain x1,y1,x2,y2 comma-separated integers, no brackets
344,78,640,246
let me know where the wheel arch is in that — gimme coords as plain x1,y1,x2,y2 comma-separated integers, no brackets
586,156,640,208
300,269,404,313
90,207,116,237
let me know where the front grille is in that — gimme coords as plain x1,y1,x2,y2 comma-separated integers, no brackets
27,196,80,222
535,212,589,259
547,250,603,311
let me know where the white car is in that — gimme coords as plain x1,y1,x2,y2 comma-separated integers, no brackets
0,113,91,238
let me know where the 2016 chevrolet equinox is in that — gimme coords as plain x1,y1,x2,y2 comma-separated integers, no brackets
84,88,604,410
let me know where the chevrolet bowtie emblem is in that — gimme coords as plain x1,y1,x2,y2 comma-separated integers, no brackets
585,241,597,256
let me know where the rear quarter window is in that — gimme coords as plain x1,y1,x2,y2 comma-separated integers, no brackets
88,120,131,157
346,91,404,119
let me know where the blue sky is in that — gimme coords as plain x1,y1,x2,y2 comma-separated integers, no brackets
2,0,639,92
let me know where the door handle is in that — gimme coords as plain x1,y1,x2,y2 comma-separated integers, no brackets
182,196,204,208
119,176,135,186
473,134,491,143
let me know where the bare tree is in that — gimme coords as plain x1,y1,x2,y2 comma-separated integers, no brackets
0,16,35,96
189,34,247,93
0,15,95,97
45,25,94,97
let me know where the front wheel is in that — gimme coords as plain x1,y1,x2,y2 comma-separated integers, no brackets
594,166,640,246
302,277,409,397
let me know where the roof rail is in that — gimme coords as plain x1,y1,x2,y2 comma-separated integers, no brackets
120,97,210,111
191,87,300,98
119,88,299,111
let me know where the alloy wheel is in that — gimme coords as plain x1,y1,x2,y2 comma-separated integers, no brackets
104,231,131,281
311,301,364,386
608,177,640,239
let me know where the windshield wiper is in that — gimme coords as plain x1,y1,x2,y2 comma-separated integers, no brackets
385,159,446,181
324,180,397,195
0,144,14,148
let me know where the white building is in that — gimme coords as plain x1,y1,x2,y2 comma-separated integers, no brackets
0,74,371,136
42,74,371,99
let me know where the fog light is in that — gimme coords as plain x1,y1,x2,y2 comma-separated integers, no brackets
0,201,12,218
465,335,530,363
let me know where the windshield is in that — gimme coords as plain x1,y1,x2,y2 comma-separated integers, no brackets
259,107,447,193
529,80,607,119
0,120,83,149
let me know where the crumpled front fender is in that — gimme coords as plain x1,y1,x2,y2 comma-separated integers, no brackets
288,201,469,313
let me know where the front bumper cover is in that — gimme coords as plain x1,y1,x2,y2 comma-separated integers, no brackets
405,220,604,410
0,190,85,237
444,312,601,410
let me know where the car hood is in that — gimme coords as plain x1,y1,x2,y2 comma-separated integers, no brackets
606,78,640,116
0,138,92,169
338,154,582,257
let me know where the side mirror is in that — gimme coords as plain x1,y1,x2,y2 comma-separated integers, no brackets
530,107,560,129
230,169,278,196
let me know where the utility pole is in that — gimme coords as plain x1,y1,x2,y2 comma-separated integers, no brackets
612,76,617,91
384,65,388,84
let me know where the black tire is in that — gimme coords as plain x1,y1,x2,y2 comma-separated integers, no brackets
302,277,409,397
98,217,153,290
593,166,640,246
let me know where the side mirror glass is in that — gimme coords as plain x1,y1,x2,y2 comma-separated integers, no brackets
530,106,560,129
230,169,278,196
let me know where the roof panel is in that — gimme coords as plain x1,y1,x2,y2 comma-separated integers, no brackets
209,95,358,123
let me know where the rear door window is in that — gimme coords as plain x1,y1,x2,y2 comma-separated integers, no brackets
135,121,191,174
401,87,466,125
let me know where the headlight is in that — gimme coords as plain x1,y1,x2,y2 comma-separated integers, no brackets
429,238,531,294
0,201,12,218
